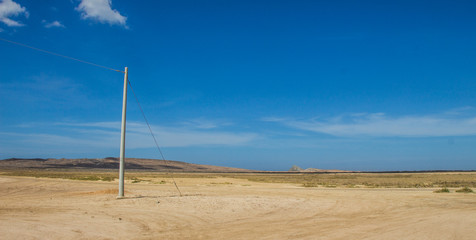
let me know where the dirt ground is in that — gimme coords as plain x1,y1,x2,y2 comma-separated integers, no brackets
1,175,475,240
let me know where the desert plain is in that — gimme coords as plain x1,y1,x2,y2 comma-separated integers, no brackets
1,170,476,240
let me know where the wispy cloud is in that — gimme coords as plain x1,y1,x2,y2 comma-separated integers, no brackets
264,109,476,137
43,20,65,28
76,0,127,27
6,120,258,154
0,0,28,27
0,76,88,105
180,118,233,129
444,106,474,116
73,121,256,147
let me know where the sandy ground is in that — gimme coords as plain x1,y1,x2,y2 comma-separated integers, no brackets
1,175,475,240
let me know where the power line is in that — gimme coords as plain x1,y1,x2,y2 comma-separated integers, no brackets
127,80,183,197
0,37,123,73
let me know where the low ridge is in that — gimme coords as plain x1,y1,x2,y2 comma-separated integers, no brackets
0,158,255,173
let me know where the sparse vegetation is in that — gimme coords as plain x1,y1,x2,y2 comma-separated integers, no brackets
1,170,476,188
455,187,474,193
0,170,117,182
230,173,476,188
302,182,319,187
131,177,142,183
434,187,450,193
210,182,233,185
101,176,116,181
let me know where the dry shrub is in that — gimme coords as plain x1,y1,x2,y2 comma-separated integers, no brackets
434,187,450,193
455,187,473,193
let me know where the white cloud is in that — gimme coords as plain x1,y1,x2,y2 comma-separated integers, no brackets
266,110,476,137
43,20,65,28
0,0,28,27
76,0,127,27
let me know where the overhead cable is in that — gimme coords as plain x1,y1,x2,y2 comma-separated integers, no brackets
0,37,123,73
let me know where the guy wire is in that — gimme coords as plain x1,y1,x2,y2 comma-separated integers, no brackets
127,80,183,197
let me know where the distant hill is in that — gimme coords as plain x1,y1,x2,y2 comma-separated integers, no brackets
288,165,354,173
0,158,255,173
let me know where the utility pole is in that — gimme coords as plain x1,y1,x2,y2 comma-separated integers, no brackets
118,67,128,198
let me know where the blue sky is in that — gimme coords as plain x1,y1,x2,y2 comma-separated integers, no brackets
1,0,476,171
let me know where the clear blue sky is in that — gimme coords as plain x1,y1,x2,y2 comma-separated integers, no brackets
1,0,476,171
